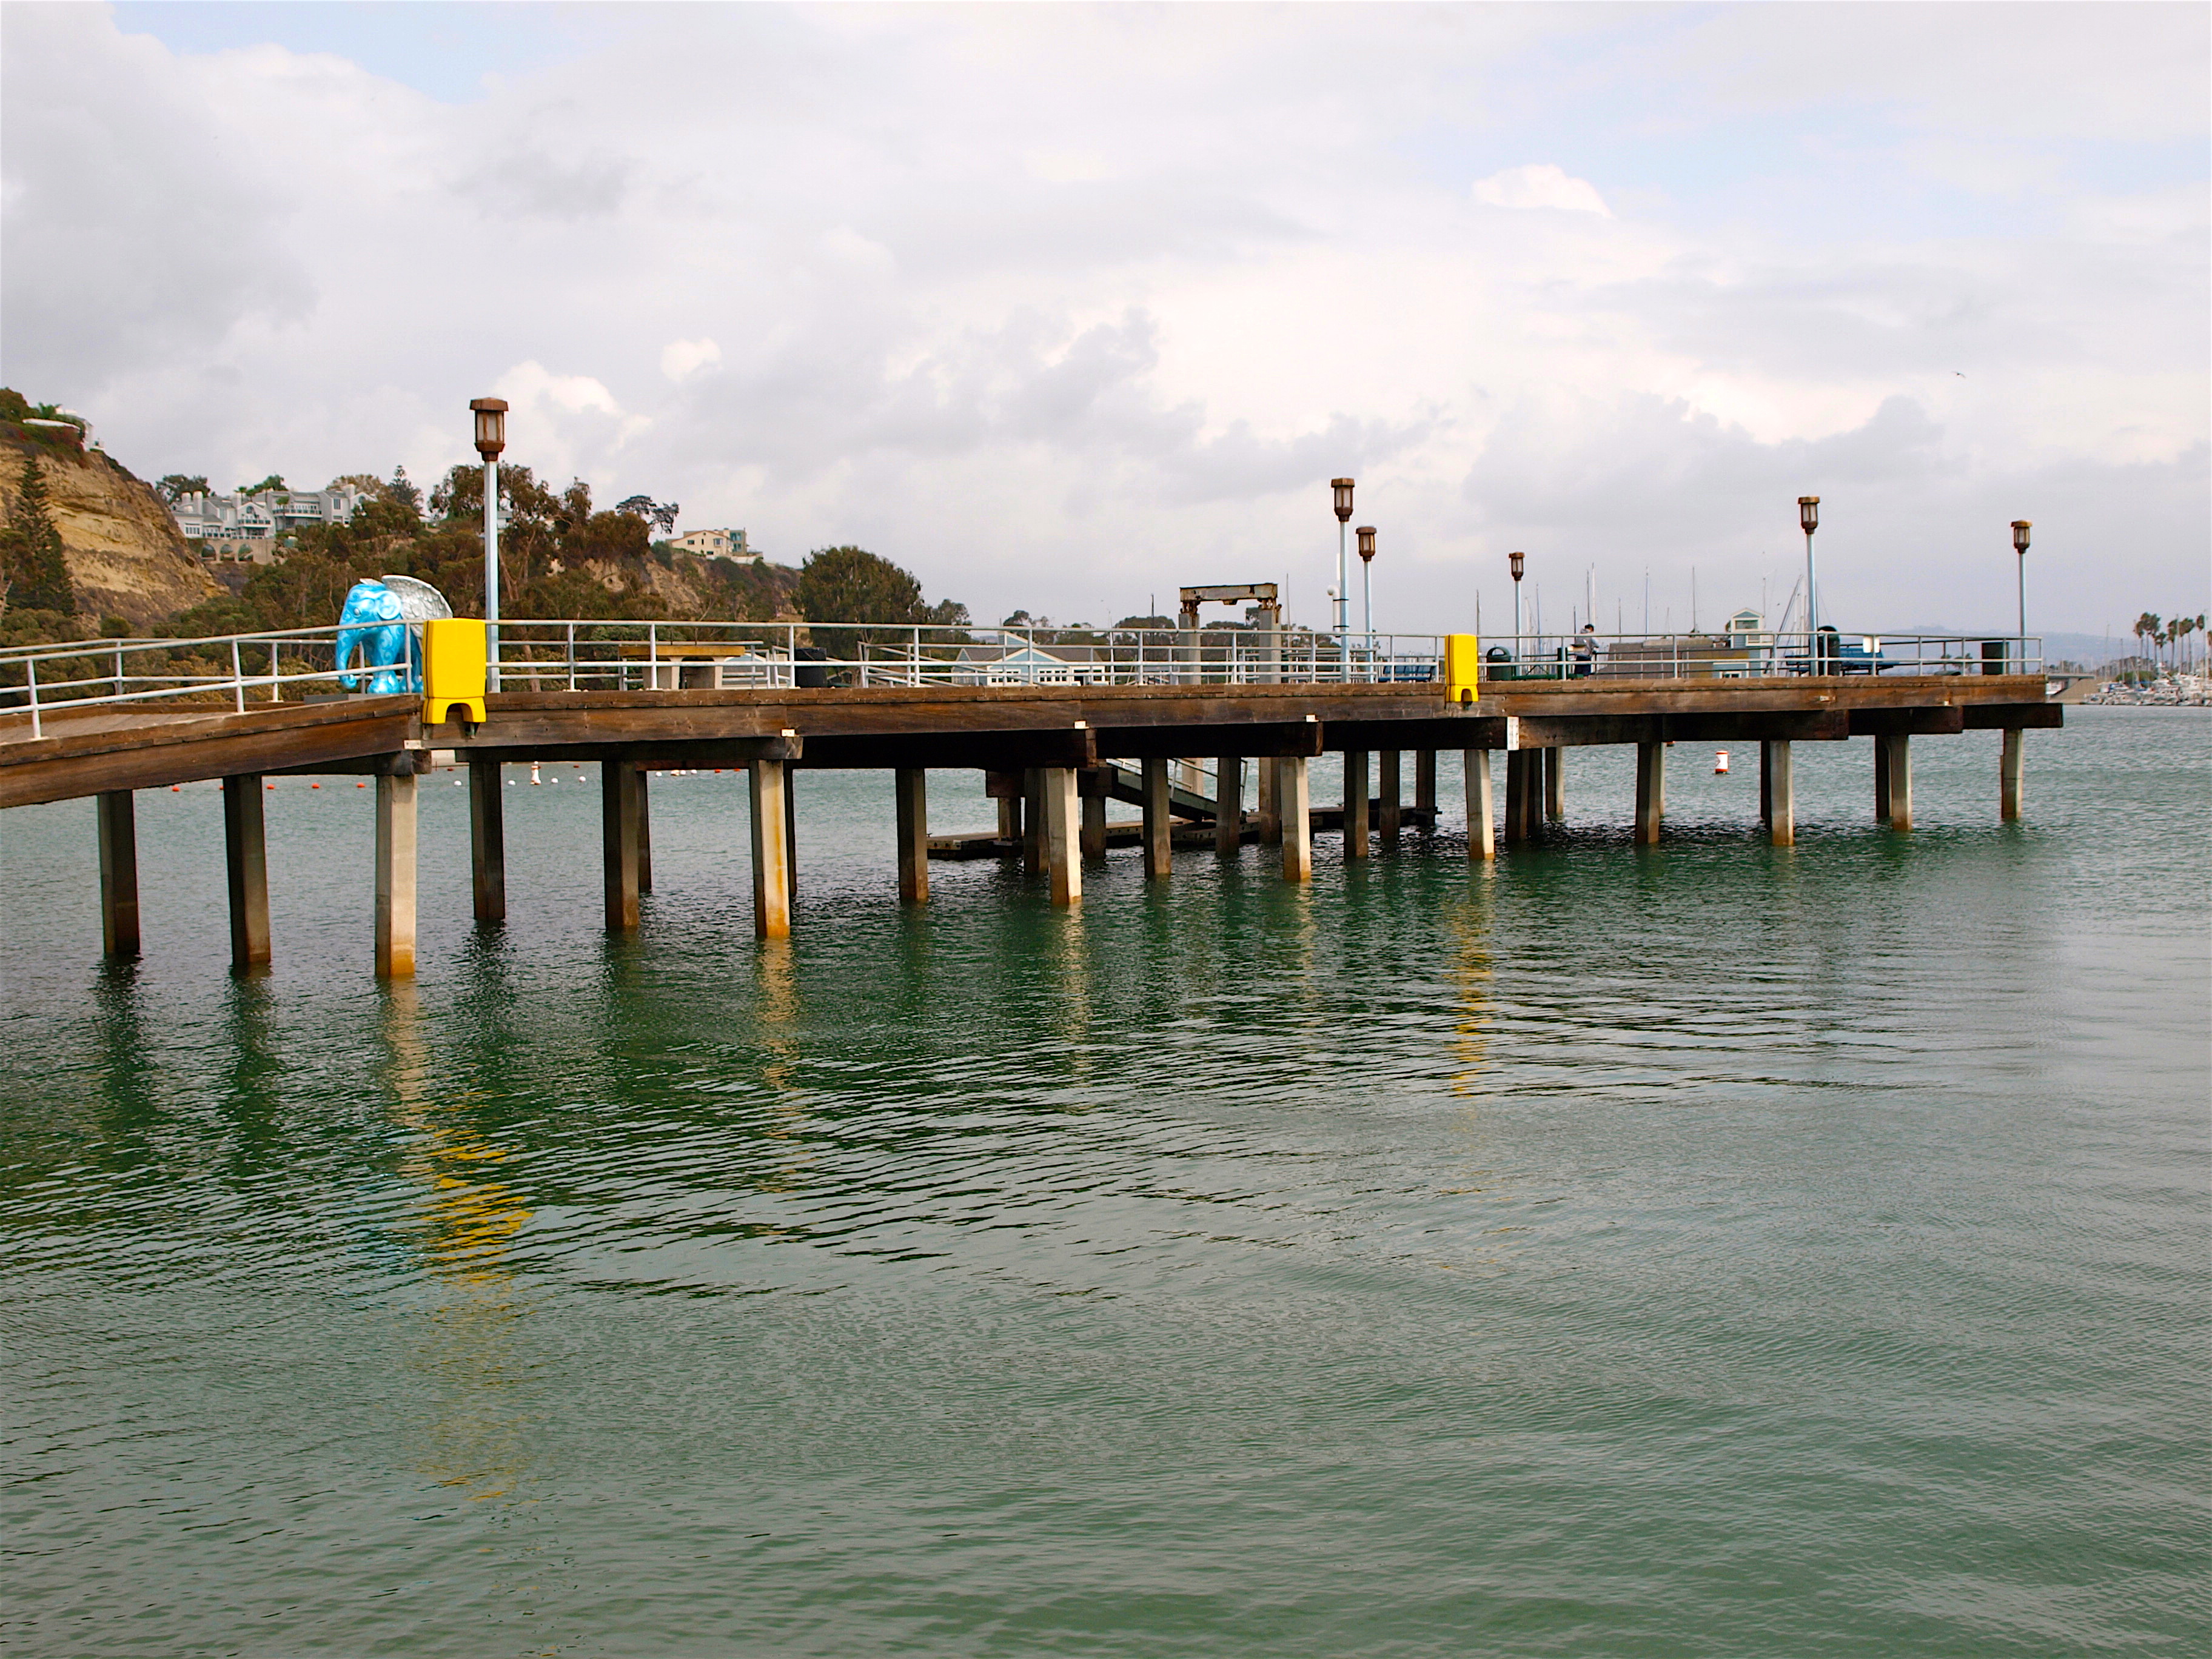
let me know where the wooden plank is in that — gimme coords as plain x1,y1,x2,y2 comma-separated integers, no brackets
1324,718,1504,751
1094,717,1325,760
1962,703,2063,730
223,774,271,972
796,730,1092,771
458,734,799,768
1849,706,1966,736
2,709,417,808
96,790,139,959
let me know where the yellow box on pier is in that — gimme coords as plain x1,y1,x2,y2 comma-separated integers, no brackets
424,618,488,725
1444,633,1481,705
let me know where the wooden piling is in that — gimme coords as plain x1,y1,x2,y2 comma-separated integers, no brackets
1023,768,1046,874
1766,740,1794,847
1885,734,1913,831
1635,742,1664,846
1463,748,1495,861
468,758,506,925
1258,753,1281,844
1141,756,1173,878
895,767,929,903
1544,746,1565,822
784,767,800,900
1278,755,1312,881
374,771,417,979
1081,785,1108,861
96,789,139,959
636,768,653,894
1874,736,1891,823
1044,766,1081,906
1378,749,1401,841
223,774,271,972
1343,748,1370,859
2000,728,2024,821
1415,751,1436,822
1215,755,1242,854
1504,750,1530,844
749,759,791,939
602,760,642,933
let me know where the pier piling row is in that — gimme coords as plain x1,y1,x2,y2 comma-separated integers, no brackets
1,676,2060,977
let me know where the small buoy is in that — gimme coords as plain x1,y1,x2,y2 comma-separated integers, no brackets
357,781,366,788
171,785,179,793
311,782,321,789
1714,750,1731,774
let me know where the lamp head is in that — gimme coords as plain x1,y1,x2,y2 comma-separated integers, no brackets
1356,526,1376,563
1331,477,1355,522
1798,495,1820,535
470,397,509,459
2011,519,2031,554
1509,549,1525,583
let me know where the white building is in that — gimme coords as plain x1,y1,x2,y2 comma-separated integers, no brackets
668,527,759,563
172,484,365,561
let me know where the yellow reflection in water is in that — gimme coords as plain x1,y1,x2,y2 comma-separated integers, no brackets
383,981,534,1500
1446,890,1496,1099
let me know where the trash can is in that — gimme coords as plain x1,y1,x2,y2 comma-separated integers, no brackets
794,646,830,688
1980,640,2010,675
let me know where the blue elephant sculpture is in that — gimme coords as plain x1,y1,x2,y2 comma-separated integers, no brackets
336,580,417,694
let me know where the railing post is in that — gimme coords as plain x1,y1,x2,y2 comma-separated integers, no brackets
566,622,577,691
26,656,40,739
230,639,246,712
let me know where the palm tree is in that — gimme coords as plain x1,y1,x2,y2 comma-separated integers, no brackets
2134,612,2161,674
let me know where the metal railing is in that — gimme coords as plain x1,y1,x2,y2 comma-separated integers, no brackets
0,620,2045,737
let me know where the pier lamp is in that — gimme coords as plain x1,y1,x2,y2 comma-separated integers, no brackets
2012,520,2031,669
1331,479,1355,642
1356,526,1377,669
471,398,509,691
1797,496,1820,673
1509,549,1526,645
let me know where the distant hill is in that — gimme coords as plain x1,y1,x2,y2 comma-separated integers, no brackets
0,395,219,628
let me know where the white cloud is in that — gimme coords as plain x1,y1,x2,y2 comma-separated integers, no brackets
1472,163,1614,217
2,2,2202,632
660,337,722,381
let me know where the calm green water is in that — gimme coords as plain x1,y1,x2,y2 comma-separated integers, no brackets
4,709,2207,1657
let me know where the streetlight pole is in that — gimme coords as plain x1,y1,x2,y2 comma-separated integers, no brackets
1509,550,1526,652
1797,496,1820,673
1356,525,1376,674
2012,520,2031,669
471,397,509,691
1330,479,1355,651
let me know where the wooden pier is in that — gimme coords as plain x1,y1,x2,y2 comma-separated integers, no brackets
1,670,2060,977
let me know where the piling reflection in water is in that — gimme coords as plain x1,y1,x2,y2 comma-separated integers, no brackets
383,982,536,1501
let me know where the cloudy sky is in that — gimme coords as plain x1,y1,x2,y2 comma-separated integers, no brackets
5,2,2205,638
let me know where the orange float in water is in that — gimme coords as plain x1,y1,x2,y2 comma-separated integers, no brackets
1714,750,1731,774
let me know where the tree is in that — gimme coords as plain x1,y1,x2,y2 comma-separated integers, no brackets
156,473,210,503
1,454,76,614
238,474,286,496
797,546,927,625
2134,613,2159,667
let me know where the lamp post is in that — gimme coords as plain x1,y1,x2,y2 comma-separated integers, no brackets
1356,525,1376,674
1509,549,1526,648
471,397,509,691
2012,520,2031,670
1331,478,1355,646
1797,496,1820,673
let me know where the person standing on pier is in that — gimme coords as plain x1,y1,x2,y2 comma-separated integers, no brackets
1572,625,1597,678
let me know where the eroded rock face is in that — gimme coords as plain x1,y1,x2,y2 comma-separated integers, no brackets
0,435,218,627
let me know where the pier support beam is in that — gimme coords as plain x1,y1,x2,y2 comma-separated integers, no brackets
1343,748,1370,859
223,774,271,973
602,761,642,933
1277,756,1312,881
1141,756,1173,878
1258,757,1281,845
1635,742,1664,846
1044,767,1081,906
1215,755,1242,854
1379,749,1402,841
96,789,139,959
1763,740,1794,847
468,759,506,925
1415,750,1436,820
1874,737,1891,823
2000,728,2025,822
1023,769,1046,874
1544,747,1565,822
749,759,791,939
784,769,799,902
1504,750,1532,844
1080,780,1108,861
636,769,653,894
1885,734,1913,831
895,767,929,903
1464,748,1495,861
997,787,1022,850
374,771,417,979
